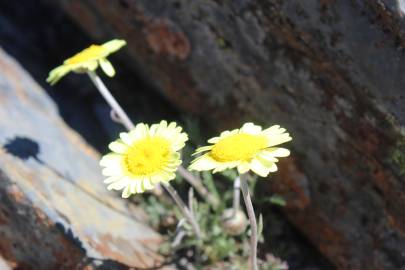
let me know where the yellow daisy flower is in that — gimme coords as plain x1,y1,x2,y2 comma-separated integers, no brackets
47,39,126,85
189,123,292,177
100,120,188,198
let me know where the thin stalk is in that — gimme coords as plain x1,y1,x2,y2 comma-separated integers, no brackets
87,71,135,130
240,173,258,270
233,176,241,215
87,71,202,239
162,183,202,239
88,71,214,207
178,166,219,207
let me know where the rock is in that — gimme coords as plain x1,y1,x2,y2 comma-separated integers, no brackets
49,1,405,269
0,47,168,269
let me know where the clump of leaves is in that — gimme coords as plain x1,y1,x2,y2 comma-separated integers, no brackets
140,169,288,269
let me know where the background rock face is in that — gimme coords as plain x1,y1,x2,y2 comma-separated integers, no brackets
45,1,405,269
0,47,167,269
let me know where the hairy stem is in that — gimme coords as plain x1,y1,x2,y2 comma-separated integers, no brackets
87,71,135,130
87,71,202,239
233,176,241,215
162,183,202,239
178,166,219,207
240,173,258,270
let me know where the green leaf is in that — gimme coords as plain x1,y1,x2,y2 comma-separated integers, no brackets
269,195,287,206
258,214,263,238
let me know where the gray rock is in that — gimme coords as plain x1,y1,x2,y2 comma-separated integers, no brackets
0,47,167,269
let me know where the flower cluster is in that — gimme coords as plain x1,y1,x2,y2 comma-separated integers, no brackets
101,122,291,197
46,39,292,198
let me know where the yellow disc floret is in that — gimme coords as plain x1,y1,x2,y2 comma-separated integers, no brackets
124,137,170,176
210,133,267,162
65,45,106,64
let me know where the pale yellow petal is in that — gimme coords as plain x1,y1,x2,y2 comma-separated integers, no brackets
79,60,98,71
262,125,285,136
257,151,279,163
99,58,116,77
47,65,72,85
269,163,278,172
108,141,128,153
207,136,221,144
101,39,127,54
192,146,213,156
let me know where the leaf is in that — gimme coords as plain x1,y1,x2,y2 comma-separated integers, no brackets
258,214,263,238
269,195,286,206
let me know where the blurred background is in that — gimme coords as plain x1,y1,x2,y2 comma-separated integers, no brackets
1,1,405,269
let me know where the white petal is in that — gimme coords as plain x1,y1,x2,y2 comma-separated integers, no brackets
102,166,123,177
103,176,121,184
135,180,144,193
156,120,168,135
119,132,134,146
121,185,132,198
142,178,154,190
250,159,271,177
257,151,278,163
135,123,149,137
266,148,290,157
108,141,128,153
269,163,278,172
266,133,292,147
130,182,137,194
237,162,251,174
100,154,121,166
107,178,129,190
240,123,262,134
189,155,218,171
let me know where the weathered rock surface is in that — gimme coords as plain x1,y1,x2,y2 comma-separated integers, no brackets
49,1,405,269
0,47,168,269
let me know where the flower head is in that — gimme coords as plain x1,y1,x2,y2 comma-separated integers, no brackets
189,123,291,177
100,120,188,198
47,39,126,85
